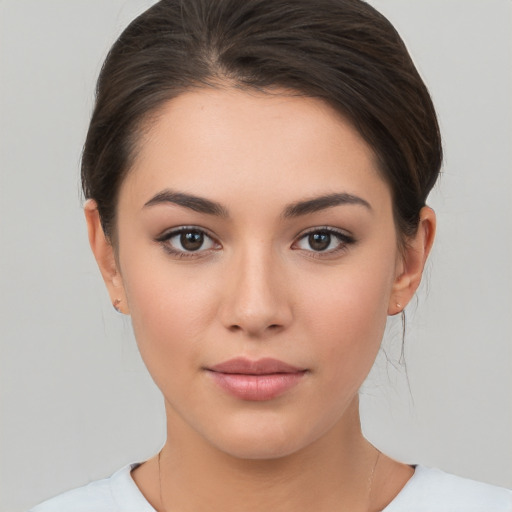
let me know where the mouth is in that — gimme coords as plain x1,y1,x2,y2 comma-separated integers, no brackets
205,357,308,401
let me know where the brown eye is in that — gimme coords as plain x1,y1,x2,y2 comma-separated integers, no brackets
308,232,331,251
158,227,218,255
180,230,204,251
293,228,355,255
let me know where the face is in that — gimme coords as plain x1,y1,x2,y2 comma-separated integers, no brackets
101,88,411,459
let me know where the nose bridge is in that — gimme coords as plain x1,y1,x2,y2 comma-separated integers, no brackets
220,240,291,336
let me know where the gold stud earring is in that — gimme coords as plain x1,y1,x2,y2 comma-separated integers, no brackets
113,298,122,313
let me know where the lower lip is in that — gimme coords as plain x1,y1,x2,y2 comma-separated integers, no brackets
208,371,306,401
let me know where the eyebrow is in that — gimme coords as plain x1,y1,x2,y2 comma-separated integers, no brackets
143,189,229,217
143,189,371,218
282,193,372,218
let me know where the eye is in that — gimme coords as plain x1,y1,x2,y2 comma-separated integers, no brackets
293,228,354,254
156,227,219,256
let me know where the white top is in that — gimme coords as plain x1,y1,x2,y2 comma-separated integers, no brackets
29,463,512,512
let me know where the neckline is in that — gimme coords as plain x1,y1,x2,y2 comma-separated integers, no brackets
379,465,419,511
120,462,421,511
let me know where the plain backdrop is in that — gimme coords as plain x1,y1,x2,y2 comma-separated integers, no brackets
1,1,511,510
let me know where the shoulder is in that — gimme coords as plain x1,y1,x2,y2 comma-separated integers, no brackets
28,475,115,512
28,464,154,512
384,465,512,512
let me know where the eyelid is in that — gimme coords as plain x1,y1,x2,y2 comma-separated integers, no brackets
154,225,354,259
294,225,355,242
155,225,217,241
291,226,356,255
155,225,221,257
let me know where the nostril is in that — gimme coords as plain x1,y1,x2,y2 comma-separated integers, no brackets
227,323,281,334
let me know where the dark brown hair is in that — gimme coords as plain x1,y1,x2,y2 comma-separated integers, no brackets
82,0,442,242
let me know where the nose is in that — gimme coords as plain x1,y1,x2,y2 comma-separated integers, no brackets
218,247,293,338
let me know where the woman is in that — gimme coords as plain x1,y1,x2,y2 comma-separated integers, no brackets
29,0,511,510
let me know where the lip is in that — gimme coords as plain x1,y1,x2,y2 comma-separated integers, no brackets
210,357,303,375
206,357,307,401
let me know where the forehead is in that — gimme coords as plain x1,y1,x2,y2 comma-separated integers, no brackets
121,87,391,215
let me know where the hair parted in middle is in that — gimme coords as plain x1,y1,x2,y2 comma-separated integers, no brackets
82,0,442,243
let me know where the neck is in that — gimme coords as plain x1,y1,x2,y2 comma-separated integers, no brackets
156,397,379,512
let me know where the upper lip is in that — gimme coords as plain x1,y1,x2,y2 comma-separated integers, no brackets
208,357,305,375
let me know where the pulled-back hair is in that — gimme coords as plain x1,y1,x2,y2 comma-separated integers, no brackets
82,0,442,242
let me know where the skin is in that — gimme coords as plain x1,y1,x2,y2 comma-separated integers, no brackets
86,87,435,512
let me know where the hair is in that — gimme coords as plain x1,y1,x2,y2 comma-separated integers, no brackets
81,0,442,243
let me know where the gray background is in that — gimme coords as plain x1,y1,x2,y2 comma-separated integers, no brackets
1,1,510,510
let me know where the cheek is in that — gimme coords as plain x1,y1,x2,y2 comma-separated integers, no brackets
119,249,220,383
296,251,396,382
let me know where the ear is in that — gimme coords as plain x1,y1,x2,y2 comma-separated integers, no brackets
388,206,436,315
84,199,129,315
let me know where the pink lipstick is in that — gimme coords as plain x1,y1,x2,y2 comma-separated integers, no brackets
206,357,307,401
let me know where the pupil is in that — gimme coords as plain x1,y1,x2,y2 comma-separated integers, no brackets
181,231,203,251
309,232,330,251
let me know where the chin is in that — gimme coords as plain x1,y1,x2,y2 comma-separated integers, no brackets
214,435,304,461
201,412,325,461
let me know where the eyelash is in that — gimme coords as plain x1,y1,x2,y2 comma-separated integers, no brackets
155,226,220,259
292,227,356,258
155,226,355,259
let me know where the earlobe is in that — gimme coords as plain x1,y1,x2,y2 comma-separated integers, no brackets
84,200,129,315
388,206,436,315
